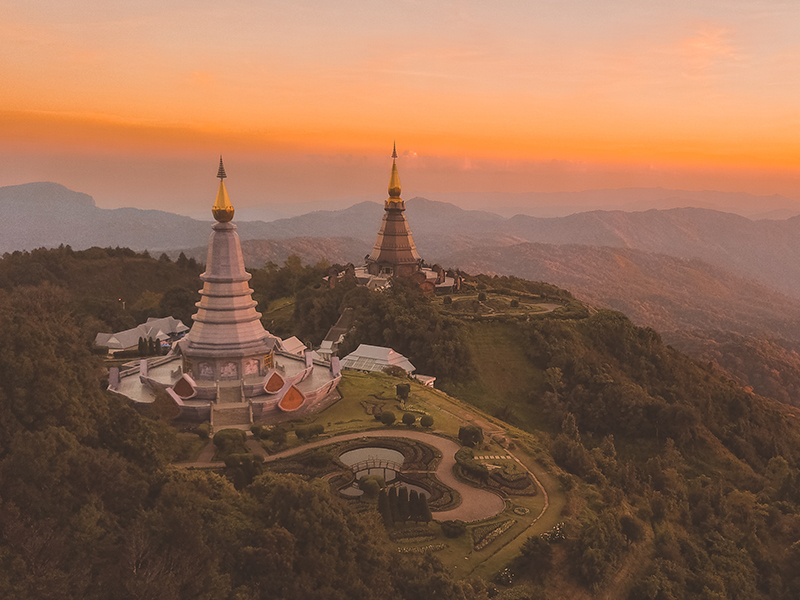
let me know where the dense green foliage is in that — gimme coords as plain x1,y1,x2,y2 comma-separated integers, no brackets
0,282,489,600
0,246,202,335
669,329,800,408
336,279,473,380
493,309,800,598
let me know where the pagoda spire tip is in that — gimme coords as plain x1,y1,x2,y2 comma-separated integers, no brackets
388,142,401,200
213,156,234,222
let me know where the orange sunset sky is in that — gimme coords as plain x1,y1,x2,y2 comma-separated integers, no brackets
2,0,800,212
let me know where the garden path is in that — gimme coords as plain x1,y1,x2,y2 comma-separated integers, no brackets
262,430,506,521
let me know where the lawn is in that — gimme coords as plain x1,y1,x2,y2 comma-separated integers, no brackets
302,371,475,439
441,321,548,431
261,296,295,336
287,369,566,577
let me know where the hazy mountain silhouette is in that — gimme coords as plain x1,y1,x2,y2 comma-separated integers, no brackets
422,187,800,218
7,181,800,298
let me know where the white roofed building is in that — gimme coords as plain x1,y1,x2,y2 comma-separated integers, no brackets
280,336,307,356
340,344,415,374
95,316,188,352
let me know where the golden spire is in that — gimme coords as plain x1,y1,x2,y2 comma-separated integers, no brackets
387,142,402,202
212,155,234,222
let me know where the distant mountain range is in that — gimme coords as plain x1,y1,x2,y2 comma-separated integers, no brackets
438,242,800,339
7,181,800,296
421,187,800,219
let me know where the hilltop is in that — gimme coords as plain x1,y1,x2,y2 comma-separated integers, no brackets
2,248,800,598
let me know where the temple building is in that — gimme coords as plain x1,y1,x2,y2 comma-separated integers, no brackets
365,143,422,278
351,145,459,294
108,159,341,430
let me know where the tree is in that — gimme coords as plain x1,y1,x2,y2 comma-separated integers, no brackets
398,487,410,524
388,487,398,524
381,411,396,426
420,415,434,428
619,514,645,546
409,489,420,521
402,412,416,427
378,489,392,527
458,424,484,447
138,336,146,355
419,494,432,523
478,292,487,302
521,536,552,581
545,366,565,402
360,477,381,499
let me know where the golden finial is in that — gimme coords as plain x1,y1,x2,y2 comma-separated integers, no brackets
212,156,234,222
388,143,401,201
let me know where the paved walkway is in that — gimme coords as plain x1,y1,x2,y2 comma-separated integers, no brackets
179,430,507,521
262,430,506,521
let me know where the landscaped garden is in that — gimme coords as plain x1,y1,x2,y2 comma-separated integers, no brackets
237,369,566,578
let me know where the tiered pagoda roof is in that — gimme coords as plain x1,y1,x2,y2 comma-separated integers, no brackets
180,158,275,360
366,143,422,277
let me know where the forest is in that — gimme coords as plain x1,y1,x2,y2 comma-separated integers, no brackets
0,264,488,599
2,246,800,599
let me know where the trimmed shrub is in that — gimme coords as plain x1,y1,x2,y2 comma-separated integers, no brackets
510,299,520,308
455,447,489,481
381,411,396,426
360,477,381,499
478,292,487,302
295,423,324,441
267,426,287,444
213,428,247,458
420,415,434,428
443,296,453,305
402,412,416,427
458,424,484,447
441,520,466,538
383,365,408,378
213,428,246,448
195,423,211,439
396,383,411,401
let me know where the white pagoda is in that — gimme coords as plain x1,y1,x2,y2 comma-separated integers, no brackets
108,158,341,430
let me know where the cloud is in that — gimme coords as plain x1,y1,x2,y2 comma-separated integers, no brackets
678,25,741,76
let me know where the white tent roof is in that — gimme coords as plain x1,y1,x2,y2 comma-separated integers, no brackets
95,316,189,350
340,344,415,373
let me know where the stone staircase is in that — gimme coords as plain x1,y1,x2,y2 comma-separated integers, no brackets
210,403,252,431
217,384,243,404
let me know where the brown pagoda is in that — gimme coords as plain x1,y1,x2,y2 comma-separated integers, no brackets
366,144,422,278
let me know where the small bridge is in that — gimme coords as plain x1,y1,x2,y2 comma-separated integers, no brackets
349,458,404,478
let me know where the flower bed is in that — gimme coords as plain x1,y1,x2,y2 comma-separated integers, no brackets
397,543,447,554
471,519,516,551
389,525,435,541
541,522,566,543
